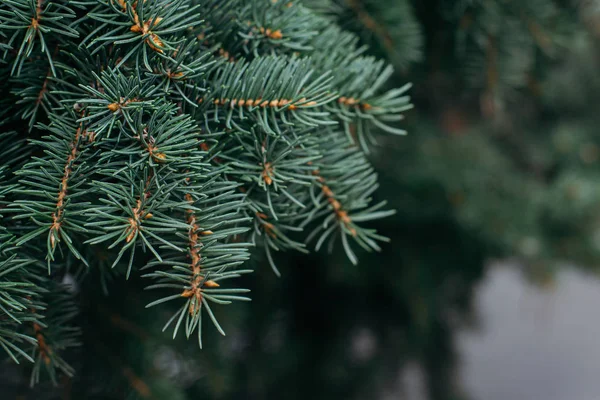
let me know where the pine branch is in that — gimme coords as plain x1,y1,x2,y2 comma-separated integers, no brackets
0,0,412,374
9,113,94,269
304,128,396,264
0,0,78,76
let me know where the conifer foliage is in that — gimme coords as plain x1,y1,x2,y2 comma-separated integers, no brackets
0,0,411,384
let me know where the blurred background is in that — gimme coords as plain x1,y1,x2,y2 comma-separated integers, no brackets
285,0,600,399
7,0,600,399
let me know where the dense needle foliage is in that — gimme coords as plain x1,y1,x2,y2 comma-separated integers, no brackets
0,0,412,386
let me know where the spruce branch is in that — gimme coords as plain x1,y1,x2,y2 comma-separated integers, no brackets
0,0,79,76
9,112,94,269
0,0,412,376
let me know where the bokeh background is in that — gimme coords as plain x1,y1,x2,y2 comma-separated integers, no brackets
5,0,600,399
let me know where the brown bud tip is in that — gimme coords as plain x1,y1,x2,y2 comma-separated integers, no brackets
200,230,213,236
153,152,167,162
270,29,283,39
203,280,220,288
107,103,120,112
181,289,195,298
